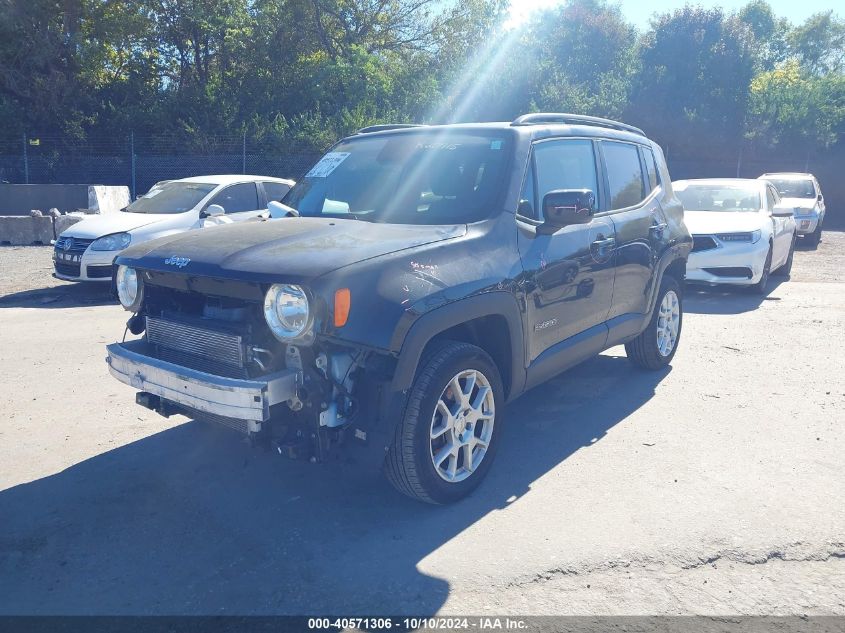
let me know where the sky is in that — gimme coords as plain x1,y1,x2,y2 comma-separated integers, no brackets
505,0,840,29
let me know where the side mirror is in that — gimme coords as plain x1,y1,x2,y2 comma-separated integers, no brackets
267,200,299,218
202,204,225,218
817,194,823,202
772,205,794,218
538,189,595,235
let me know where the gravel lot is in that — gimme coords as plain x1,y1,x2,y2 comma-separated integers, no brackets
0,233,843,615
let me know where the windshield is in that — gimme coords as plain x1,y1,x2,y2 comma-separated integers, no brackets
676,184,762,212
281,131,511,224
126,181,216,214
767,178,816,199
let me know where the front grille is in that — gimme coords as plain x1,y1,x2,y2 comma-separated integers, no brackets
703,267,753,279
692,235,718,252
55,261,81,277
54,237,94,254
87,265,113,279
145,316,245,369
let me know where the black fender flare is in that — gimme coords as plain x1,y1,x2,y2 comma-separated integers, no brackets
390,291,526,399
645,244,689,315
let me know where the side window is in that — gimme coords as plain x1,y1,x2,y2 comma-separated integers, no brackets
533,139,599,220
603,141,645,209
208,183,259,213
643,147,660,192
517,160,537,220
263,181,292,202
766,186,778,209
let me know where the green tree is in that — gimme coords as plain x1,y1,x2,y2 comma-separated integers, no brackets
0,0,89,135
529,0,637,118
789,11,845,75
738,0,790,70
631,6,757,154
747,59,845,151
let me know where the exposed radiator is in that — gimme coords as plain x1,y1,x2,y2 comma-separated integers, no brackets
145,316,245,369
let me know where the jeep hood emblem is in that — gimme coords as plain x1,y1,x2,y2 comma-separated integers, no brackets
164,256,191,268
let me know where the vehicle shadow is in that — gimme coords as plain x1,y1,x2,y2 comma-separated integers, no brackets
795,237,819,251
0,353,669,615
0,281,115,309
684,278,787,315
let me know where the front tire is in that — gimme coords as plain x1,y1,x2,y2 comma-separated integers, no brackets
625,276,683,370
806,224,822,247
751,246,772,294
384,341,504,504
773,234,796,277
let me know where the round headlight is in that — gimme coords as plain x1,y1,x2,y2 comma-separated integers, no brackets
263,284,311,340
91,232,132,251
116,265,142,310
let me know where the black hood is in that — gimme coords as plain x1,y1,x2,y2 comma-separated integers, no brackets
116,217,467,282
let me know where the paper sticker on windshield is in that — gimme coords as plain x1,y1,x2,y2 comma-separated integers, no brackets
490,140,503,150
306,152,350,178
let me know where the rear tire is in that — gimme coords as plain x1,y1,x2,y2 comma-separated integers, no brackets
806,224,822,247
773,234,796,277
625,276,682,370
384,341,504,504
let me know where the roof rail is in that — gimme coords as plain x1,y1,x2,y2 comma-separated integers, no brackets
511,113,644,136
356,124,425,134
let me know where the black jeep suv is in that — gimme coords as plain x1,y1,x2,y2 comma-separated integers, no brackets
106,113,692,503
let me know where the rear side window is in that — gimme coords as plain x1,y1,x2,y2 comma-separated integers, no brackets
603,142,645,209
766,186,779,210
533,139,599,220
643,147,660,192
263,181,292,202
208,183,259,214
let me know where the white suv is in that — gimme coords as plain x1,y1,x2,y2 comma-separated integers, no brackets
54,175,294,282
759,173,826,246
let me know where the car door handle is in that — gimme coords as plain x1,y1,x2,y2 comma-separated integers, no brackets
650,222,668,234
592,237,616,249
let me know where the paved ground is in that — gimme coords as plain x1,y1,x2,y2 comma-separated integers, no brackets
0,234,843,615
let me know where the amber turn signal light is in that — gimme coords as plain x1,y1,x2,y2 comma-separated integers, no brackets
334,288,351,327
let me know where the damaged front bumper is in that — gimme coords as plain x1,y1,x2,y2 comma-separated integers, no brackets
106,340,298,429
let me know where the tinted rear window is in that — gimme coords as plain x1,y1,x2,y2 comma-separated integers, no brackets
603,142,645,209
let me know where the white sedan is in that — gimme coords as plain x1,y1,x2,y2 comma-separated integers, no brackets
53,175,294,282
675,178,797,294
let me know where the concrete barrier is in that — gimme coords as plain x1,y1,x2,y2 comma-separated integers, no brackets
53,215,84,238
0,216,55,245
88,186,130,215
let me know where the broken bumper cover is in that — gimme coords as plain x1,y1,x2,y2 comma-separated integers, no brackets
106,340,297,423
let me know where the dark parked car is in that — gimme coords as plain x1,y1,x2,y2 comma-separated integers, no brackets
106,114,692,503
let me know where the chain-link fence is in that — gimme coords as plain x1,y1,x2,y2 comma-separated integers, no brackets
0,134,321,198
0,133,841,229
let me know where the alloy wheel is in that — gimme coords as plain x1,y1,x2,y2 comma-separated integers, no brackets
429,369,496,483
656,290,680,357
